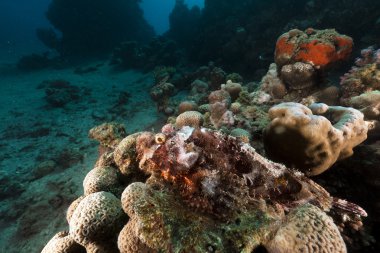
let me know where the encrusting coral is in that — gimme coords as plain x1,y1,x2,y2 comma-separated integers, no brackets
275,28,353,69
88,122,126,149
263,102,369,176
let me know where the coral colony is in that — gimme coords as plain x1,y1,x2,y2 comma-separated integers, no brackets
41,25,379,252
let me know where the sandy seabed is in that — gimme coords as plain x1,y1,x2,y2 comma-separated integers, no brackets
0,60,164,252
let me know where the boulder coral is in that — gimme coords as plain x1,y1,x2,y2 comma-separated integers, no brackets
263,102,368,176
265,204,346,253
69,191,126,246
83,166,121,196
275,28,353,69
41,231,85,253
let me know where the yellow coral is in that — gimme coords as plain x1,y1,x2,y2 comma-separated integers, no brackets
176,111,204,128
265,204,346,253
264,102,368,175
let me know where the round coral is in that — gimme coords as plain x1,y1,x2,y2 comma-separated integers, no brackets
66,196,85,224
230,128,251,143
69,191,126,246
83,166,121,196
118,218,157,253
175,111,204,128
208,89,231,105
222,80,242,100
265,204,347,253
42,231,85,253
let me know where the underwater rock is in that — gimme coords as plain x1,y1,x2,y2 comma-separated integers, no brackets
44,0,154,56
275,28,353,70
221,80,242,101
111,37,182,70
88,122,126,149
150,81,175,112
178,100,199,114
263,102,369,176
259,63,287,100
346,91,380,121
17,53,54,71
39,79,83,108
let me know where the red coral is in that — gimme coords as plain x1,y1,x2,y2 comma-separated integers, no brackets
275,28,353,69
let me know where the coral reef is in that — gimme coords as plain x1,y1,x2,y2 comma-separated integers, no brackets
168,0,379,76
42,121,369,252
340,46,380,104
263,102,368,176
167,0,201,48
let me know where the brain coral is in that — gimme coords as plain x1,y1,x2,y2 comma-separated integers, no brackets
265,204,347,253
175,111,204,128
69,191,126,246
66,196,85,223
263,102,368,175
83,166,121,196
41,231,85,253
